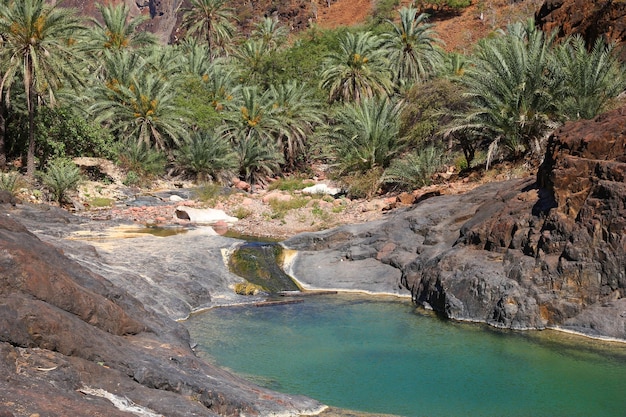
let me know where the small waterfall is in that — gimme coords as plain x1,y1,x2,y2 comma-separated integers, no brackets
228,242,300,293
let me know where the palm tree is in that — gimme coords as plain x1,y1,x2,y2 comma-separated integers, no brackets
330,97,404,173
89,3,155,52
174,130,237,182
383,7,443,89
320,31,393,103
219,86,283,184
268,81,324,169
553,35,626,120
444,20,558,168
252,16,289,50
231,39,271,85
0,0,86,176
182,0,236,61
90,70,189,151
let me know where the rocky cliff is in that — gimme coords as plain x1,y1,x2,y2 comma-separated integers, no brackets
536,0,626,58
0,207,324,416
286,106,626,340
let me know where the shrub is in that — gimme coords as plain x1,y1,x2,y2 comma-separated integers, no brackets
0,172,21,195
117,141,166,181
268,196,309,219
340,167,384,199
174,131,237,183
38,159,82,204
267,176,310,191
381,146,445,190
233,206,253,219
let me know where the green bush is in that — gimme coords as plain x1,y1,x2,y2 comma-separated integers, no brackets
0,172,21,194
174,131,237,183
267,196,309,219
117,141,166,180
38,159,82,204
36,106,115,165
267,176,310,191
381,146,445,191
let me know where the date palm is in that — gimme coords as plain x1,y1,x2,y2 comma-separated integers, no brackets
0,0,86,176
320,31,393,103
268,81,323,169
252,16,288,50
330,97,404,173
182,0,236,61
383,7,443,88
89,3,155,52
91,71,189,151
231,39,271,85
219,86,283,184
445,20,558,168
553,35,626,120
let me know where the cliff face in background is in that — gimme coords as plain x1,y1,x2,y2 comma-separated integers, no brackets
536,0,626,58
56,0,315,44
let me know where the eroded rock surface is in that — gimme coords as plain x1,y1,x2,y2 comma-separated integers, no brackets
286,107,626,339
0,208,324,416
536,0,626,58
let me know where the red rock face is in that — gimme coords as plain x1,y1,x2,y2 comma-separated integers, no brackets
536,0,626,58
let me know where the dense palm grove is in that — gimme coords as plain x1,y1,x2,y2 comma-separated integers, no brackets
0,0,624,200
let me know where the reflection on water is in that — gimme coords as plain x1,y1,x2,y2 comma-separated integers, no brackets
184,294,626,417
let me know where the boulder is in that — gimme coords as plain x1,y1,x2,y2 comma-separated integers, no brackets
301,183,341,196
174,206,238,224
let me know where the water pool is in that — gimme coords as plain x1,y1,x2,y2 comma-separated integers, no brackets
184,295,626,417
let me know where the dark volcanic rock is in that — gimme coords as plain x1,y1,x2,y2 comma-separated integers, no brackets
0,211,324,416
286,106,626,339
536,0,626,58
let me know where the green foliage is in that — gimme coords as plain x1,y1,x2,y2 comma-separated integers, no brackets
401,78,467,146
0,172,20,194
174,131,237,182
381,146,445,190
232,206,253,219
35,106,115,165
330,97,405,174
181,0,236,60
219,87,284,184
372,0,400,24
88,2,155,52
415,0,471,13
552,36,626,120
268,81,324,169
38,158,82,204
267,196,309,219
268,177,310,191
117,141,166,179
382,7,443,89
320,31,393,103
445,20,558,168
0,0,87,176
90,65,190,151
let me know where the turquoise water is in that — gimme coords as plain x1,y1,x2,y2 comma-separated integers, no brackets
184,295,626,417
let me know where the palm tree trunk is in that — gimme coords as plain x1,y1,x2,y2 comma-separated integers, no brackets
0,100,7,170
26,59,36,178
